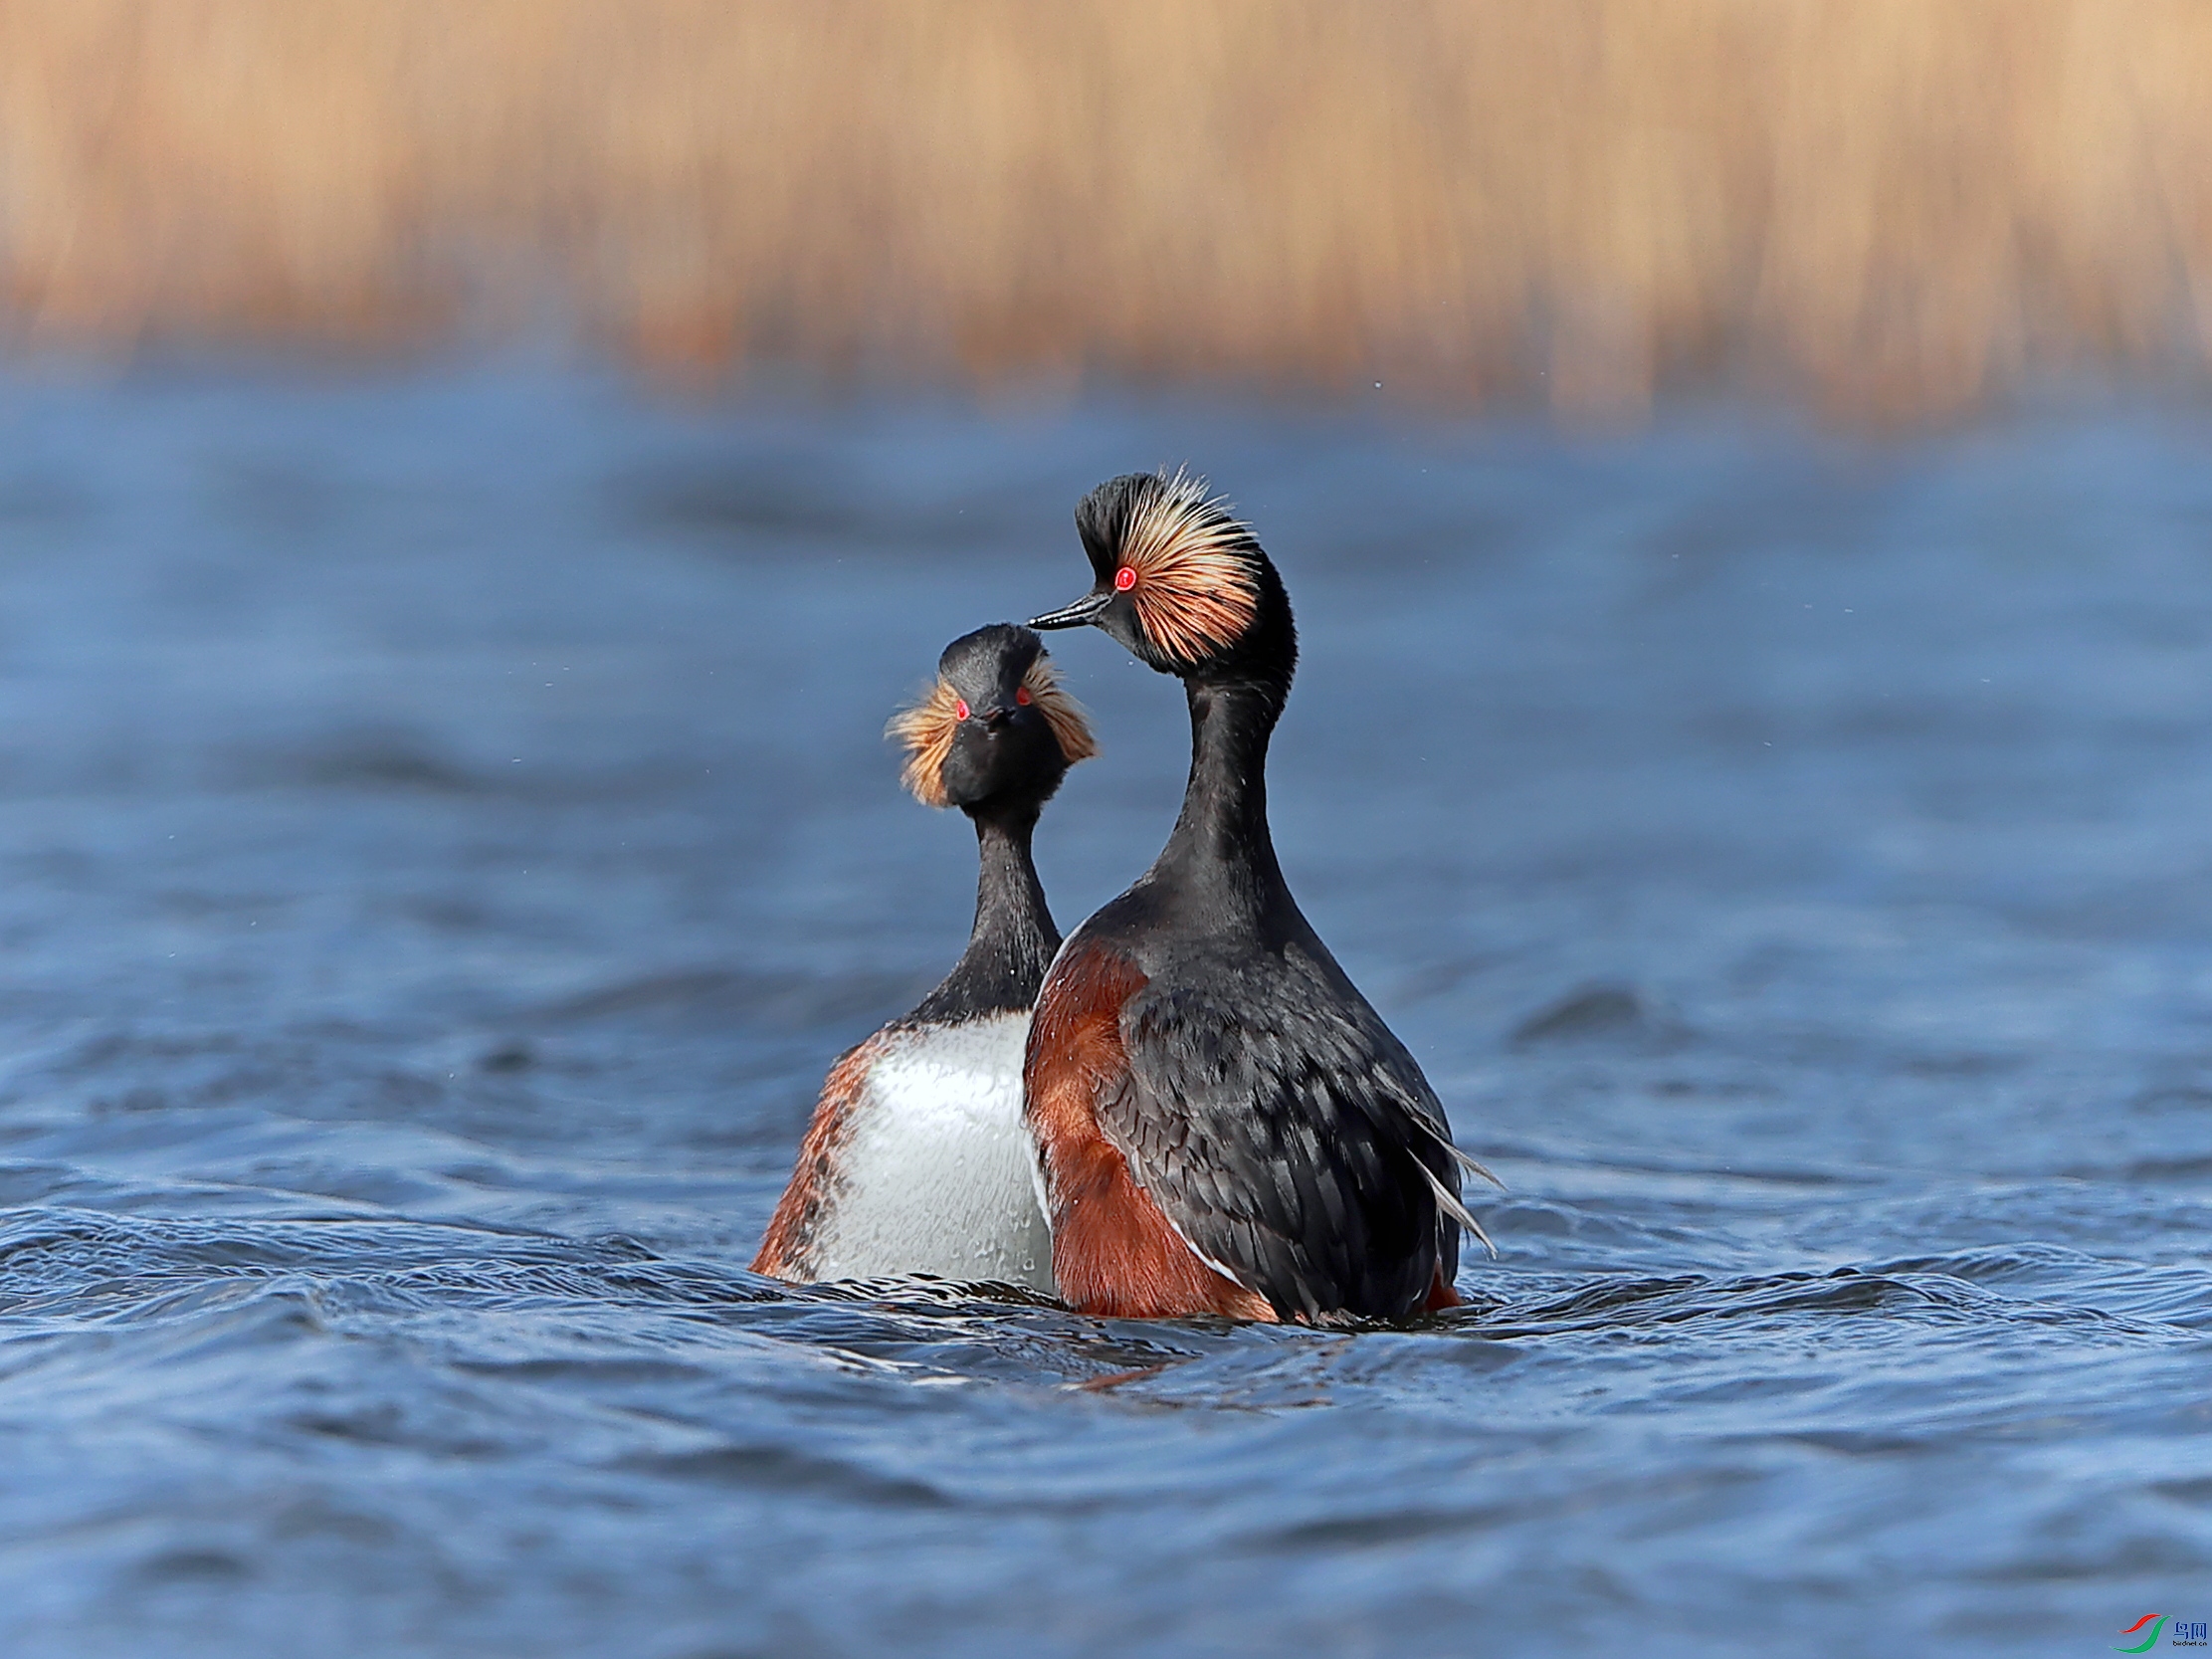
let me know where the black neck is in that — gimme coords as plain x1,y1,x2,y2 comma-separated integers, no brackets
905,803,1061,1024
1145,676,1294,923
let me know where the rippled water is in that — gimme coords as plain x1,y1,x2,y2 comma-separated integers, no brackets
0,369,2207,1657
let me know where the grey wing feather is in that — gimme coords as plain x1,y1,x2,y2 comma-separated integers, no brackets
1099,963,1472,1320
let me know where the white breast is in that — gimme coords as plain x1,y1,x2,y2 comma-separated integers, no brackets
806,1012,1055,1293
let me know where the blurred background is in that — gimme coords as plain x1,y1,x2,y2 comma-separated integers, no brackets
6,0,2212,419
5,8,2212,1659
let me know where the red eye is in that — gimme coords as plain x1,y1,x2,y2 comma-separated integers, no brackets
954,699,970,721
1113,566,1136,591
1014,686,1032,707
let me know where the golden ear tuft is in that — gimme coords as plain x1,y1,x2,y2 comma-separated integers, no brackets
1118,470,1262,663
1021,652,1099,766
887,678,961,807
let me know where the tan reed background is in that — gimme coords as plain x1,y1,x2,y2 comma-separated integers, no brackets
3,0,2209,418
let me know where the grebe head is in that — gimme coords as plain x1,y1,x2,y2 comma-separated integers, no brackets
889,623,1097,814
1029,470,1295,690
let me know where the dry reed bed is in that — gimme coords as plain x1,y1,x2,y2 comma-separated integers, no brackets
2,0,2208,416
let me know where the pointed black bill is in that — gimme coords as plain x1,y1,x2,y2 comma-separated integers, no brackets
1028,589,1113,630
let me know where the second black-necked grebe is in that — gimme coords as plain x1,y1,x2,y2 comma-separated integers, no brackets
753,624,1097,1290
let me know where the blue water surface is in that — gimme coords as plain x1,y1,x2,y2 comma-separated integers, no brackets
0,367,2206,1657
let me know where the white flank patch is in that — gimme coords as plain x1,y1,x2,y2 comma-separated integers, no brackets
806,1012,1056,1293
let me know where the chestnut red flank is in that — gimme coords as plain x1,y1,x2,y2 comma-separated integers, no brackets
1028,471,1497,1325
753,625,1096,1289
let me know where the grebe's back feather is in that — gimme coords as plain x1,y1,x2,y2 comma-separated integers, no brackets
1090,932,1467,1323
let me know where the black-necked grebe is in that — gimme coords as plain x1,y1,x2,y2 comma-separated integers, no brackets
752,624,1097,1289
1025,472,1493,1323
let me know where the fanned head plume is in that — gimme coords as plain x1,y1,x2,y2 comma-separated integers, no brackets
889,679,962,807
1108,470,1261,665
1017,648,1099,768
889,624,1095,813
1032,470,1294,693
